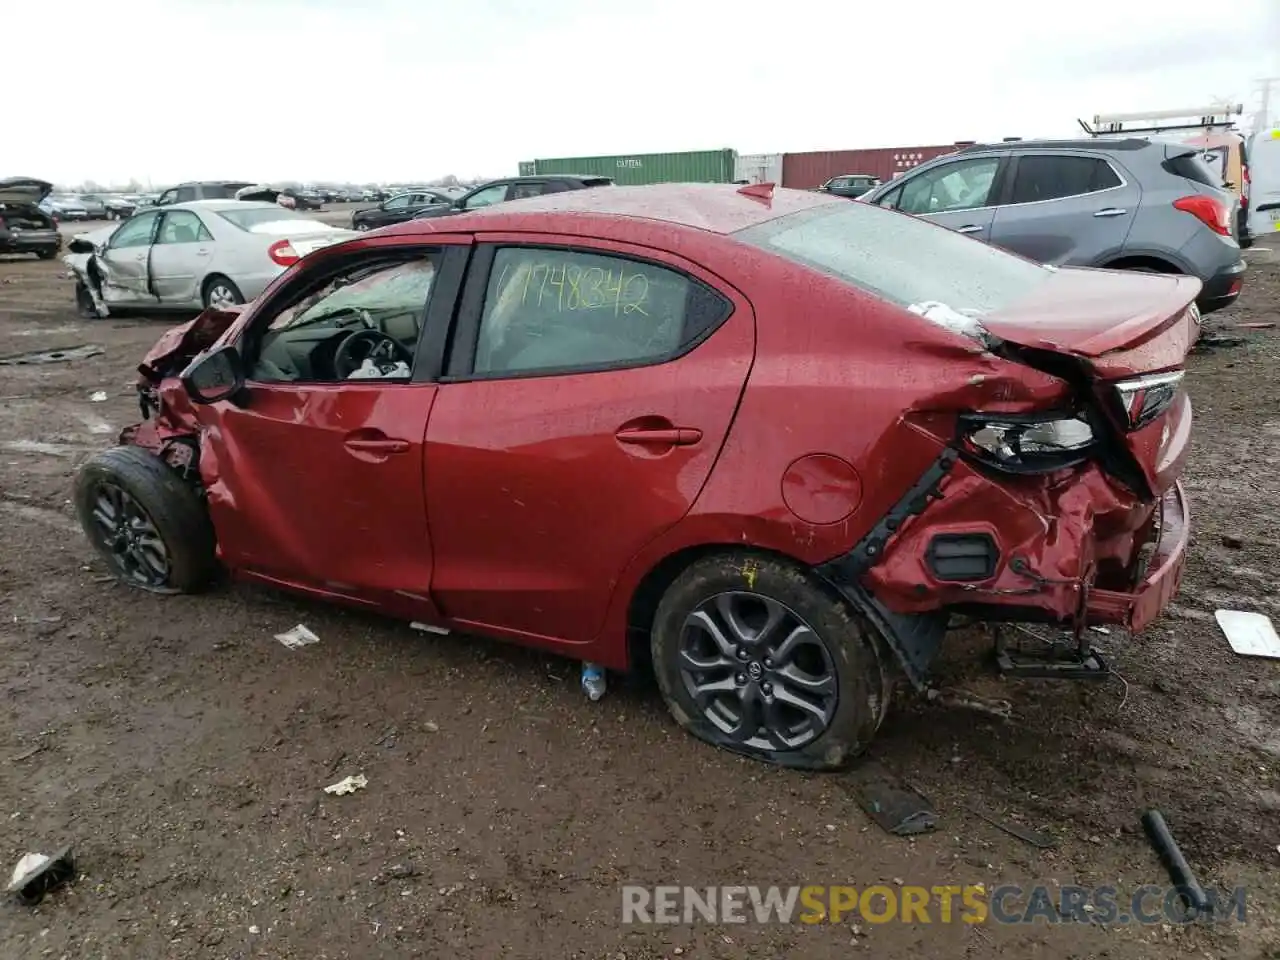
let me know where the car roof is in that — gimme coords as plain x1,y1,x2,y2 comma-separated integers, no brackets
958,138,1152,153
163,200,284,213
385,183,840,237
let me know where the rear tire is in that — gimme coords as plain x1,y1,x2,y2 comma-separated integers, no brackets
74,446,218,594
202,275,244,310
650,552,889,771
36,249,56,260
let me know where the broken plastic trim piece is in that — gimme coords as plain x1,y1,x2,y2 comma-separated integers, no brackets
6,847,74,906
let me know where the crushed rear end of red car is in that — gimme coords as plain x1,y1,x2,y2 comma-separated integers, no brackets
812,268,1199,687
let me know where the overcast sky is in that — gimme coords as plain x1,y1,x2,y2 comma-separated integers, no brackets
10,0,1280,186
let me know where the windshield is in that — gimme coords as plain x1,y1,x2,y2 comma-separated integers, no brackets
215,206,311,230
734,201,1051,315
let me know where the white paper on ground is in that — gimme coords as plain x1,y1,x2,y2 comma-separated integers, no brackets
7,853,50,892
1215,609,1280,659
274,624,320,649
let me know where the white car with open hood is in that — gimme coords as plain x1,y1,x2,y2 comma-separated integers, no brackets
63,200,356,318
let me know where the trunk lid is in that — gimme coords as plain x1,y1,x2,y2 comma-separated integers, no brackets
0,177,53,206
982,266,1201,376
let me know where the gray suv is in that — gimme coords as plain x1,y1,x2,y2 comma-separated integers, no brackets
860,138,1246,314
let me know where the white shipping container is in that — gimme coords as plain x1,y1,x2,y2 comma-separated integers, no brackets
735,153,783,184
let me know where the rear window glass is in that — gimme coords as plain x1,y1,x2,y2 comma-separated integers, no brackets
1162,151,1222,187
215,207,311,230
734,202,1050,314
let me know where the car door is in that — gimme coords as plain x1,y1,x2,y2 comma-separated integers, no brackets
149,210,215,304
423,236,754,647
95,211,161,305
193,240,470,619
874,154,1005,241
987,152,1139,265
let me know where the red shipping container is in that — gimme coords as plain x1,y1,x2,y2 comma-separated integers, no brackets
781,145,960,190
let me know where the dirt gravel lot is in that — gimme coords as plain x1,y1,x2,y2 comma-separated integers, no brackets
1,242,1279,959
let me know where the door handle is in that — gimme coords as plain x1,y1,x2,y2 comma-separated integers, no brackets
344,437,409,454
195,247,211,256
615,427,703,447
1094,208,1127,217
134,253,146,260
956,224,984,234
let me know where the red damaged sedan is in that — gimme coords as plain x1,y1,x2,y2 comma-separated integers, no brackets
74,182,1195,770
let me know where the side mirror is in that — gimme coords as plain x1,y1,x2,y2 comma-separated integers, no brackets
181,344,244,405
67,237,95,254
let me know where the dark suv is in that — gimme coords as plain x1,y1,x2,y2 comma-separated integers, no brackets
860,138,1247,314
817,174,882,198
410,175,614,222
154,181,257,206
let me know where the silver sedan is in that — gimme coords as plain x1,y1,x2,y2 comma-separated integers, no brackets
63,200,357,317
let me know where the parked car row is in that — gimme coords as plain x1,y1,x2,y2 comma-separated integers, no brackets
352,175,614,230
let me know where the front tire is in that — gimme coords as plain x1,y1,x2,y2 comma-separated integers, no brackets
74,446,217,593
202,274,244,310
650,553,889,771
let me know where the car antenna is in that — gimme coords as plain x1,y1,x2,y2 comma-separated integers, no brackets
737,182,775,203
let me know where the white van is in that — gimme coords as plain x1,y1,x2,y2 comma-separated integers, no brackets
1248,127,1280,237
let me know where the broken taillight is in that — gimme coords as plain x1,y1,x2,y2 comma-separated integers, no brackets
1172,195,1231,236
958,413,1096,474
268,239,300,266
1111,370,1185,431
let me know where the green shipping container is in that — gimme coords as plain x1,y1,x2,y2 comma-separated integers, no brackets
517,149,737,185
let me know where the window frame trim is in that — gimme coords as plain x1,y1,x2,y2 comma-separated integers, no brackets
442,239,736,383
996,152,1130,208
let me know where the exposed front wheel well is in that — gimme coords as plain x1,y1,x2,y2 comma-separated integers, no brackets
1101,255,1183,274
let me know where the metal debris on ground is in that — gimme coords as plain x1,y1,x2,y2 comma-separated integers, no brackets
1215,609,1280,659
1141,809,1209,919
274,624,320,650
0,344,105,366
849,763,938,836
965,805,1058,848
9,744,45,763
1192,334,1247,349
7,847,75,906
324,774,369,796
89,391,108,402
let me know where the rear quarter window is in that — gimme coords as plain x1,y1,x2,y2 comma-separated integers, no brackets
734,201,1050,315
1162,151,1222,187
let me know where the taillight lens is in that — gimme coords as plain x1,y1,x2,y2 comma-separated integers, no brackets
268,239,299,266
1173,195,1231,236
958,413,1096,474
1111,370,1185,431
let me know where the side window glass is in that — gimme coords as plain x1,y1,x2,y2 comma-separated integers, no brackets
156,190,176,206
108,213,158,249
509,182,543,200
463,184,509,209
384,195,411,209
473,247,730,376
896,158,999,215
1009,156,1119,204
252,258,438,383
175,187,197,203
157,211,212,244
877,184,904,209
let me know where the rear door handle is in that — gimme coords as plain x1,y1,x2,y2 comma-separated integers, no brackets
1094,208,1127,217
195,247,211,256
615,427,703,447
956,224,984,234
344,437,409,454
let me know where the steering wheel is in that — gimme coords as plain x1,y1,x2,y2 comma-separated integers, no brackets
333,329,413,379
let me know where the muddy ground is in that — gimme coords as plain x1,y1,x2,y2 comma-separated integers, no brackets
1,245,1278,960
